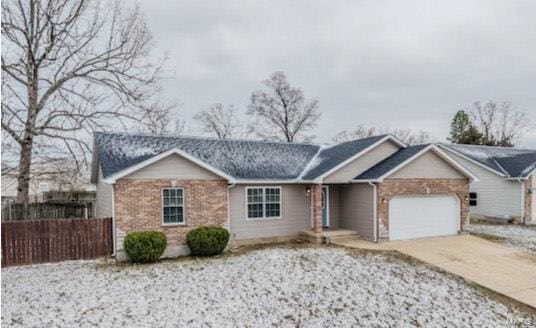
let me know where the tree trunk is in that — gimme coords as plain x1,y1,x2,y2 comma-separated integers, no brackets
16,54,39,205
16,138,33,204
16,99,38,205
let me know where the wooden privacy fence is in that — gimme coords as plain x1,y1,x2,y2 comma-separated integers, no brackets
2,202,94,221
1,218,112,267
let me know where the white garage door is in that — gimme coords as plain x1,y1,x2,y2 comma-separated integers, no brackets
389,195,459,240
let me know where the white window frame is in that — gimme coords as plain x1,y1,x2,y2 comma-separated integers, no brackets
322,186,330,227
38,182,49,192
245,186,282,220
161,187,186,226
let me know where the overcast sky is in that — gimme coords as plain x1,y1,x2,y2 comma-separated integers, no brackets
138,0,536,146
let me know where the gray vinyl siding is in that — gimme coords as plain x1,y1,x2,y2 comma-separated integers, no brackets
338,184,374,239
96,166,113,218
447,151,523,219
389,151,466,179
324,141,400,183
123,153,221,180
327,185,340,228
229,184,310,240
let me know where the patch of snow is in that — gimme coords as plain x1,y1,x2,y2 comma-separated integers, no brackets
117,144,162,158
2,247,533,327
468,224,536,254
450,144,534,160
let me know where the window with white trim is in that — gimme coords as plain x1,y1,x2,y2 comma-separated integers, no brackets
38,182,49,192
162,188,185,224
246,187,281,219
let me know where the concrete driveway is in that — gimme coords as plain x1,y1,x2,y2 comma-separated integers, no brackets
333,235,536,308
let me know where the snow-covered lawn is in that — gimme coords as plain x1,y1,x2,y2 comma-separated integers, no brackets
468,223,536,254
2,246,534,327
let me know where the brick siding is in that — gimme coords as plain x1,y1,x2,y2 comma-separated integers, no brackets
377,178,470,239
311,184,323,233
114,179,228,246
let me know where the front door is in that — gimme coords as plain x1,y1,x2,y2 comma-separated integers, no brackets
322,186,329,227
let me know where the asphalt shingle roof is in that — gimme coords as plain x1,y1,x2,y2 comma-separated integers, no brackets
95,132,321,180
354,144,429,180
300,135,389,180
443,144,536,178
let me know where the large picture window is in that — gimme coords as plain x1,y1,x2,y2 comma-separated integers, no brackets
246,187,281,219
162,188,185,225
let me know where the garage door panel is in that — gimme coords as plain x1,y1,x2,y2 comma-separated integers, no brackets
389,195,459,240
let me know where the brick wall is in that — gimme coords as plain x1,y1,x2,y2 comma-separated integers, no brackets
311,184,323,233
377,178,470,239
114,179,228,248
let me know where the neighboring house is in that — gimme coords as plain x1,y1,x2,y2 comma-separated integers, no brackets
439,144,536,223
91,132,477,260
1,172,96,206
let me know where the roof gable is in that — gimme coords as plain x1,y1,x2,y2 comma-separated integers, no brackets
389,150,465,179
355,144,478,181
300,135,404,180
94,132,320,182
323,139,400,183
122,153,222,180
441,144,536,179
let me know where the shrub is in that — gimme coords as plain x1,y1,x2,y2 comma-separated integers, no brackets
186,226,230,256
123,231,167,263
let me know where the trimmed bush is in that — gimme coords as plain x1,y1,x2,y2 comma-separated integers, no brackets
186,226,230,256
124,231,167,263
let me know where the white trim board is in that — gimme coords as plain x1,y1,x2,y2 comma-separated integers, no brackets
103,148,237,184
322,186,330,227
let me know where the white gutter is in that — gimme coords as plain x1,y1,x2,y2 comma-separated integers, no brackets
227,182,236,235
369,182,378,243
235,179,316,184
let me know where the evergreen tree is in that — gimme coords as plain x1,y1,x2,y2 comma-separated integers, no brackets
448,110,483,144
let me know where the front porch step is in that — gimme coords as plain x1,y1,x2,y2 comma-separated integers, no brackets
299,229,361,245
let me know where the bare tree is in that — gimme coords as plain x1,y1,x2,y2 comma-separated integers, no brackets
247,71,320,142
333,125,436,145
2,0,173,203
137,104,186,135
194,103,244,139
468,101,528,147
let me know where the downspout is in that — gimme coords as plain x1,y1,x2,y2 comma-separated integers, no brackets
227,182,236,236
519,179,525,224
309,185,313,229
368,182,378,243
111,184,116,257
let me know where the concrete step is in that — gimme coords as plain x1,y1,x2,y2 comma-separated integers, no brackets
325,234,362,244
